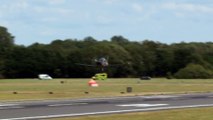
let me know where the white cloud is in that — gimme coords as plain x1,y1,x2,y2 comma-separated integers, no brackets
0,0,213,45
6,0,29,9
132,3,143,12
87,0,120,4
32,6,74,21
162,2,213,13
0,0,29,15
103,0,120,4
174,12,185,18
48,0,66,5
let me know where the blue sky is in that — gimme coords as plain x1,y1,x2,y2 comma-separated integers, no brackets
0,0,213,45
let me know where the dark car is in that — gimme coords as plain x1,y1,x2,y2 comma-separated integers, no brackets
140,76,151,80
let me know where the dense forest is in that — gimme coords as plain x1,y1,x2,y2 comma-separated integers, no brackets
0,26,213,79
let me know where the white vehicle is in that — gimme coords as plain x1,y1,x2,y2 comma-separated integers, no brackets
38,74,52,80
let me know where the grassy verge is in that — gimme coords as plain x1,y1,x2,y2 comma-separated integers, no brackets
0,78,213,101
52,107,213,120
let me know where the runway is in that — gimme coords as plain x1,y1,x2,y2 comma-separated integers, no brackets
1,92,213,119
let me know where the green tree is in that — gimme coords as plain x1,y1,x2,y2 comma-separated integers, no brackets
0,26,14,78
1,26,213,79
111,35,129,45
174,63,213,79
139,40,160,76
0,26,14,49
155,46,174,76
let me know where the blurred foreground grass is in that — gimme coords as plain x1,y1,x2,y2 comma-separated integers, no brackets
0,78,213,101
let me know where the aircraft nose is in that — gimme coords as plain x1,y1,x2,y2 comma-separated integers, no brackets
104,62,109,66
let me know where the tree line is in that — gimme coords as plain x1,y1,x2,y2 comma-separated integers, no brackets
0,26,213,79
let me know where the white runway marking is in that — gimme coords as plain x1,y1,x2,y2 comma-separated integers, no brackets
142,95,177,99
0,104,24,110
0,104,18,107
48,103,88,107
48,103,75,107
5,104,213,120
117,104,168,107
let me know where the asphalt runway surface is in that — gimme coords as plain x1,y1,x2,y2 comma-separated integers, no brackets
1,92,213,120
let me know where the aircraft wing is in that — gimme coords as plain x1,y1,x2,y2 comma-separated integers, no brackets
75,63,96,67
108,64,122,67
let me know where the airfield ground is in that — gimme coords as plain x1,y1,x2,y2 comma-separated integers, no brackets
1,78,213,120
0,78,213,101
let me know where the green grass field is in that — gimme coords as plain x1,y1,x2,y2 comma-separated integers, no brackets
1,78,213,120
0,78,213,101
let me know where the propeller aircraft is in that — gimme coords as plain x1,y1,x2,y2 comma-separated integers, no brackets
76,57,123,80
76,57,109,72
